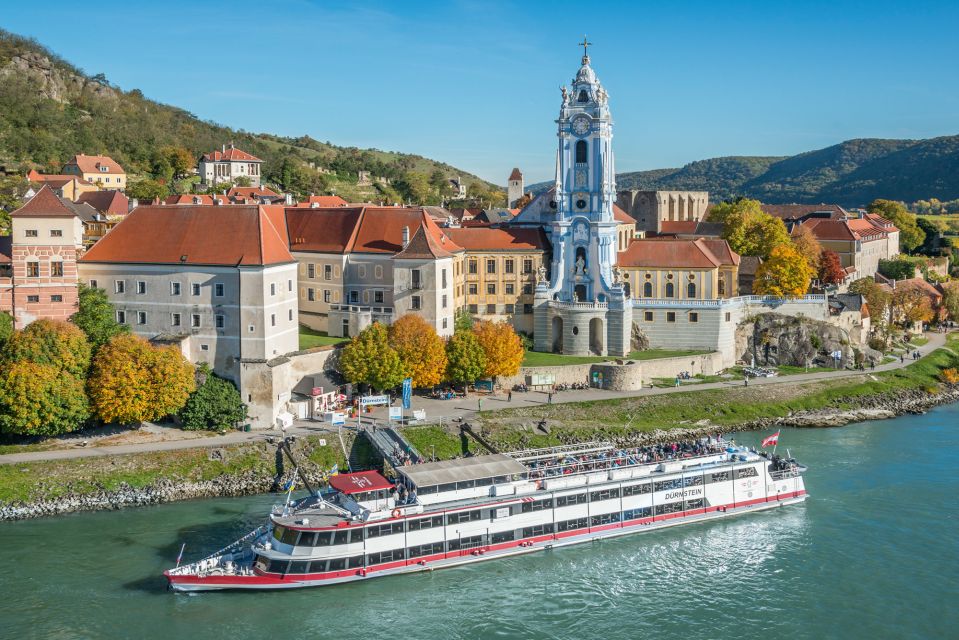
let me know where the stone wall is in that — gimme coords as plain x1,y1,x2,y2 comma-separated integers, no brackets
240,347,337,429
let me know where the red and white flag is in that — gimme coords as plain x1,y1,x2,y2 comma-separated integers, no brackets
761,431,780,448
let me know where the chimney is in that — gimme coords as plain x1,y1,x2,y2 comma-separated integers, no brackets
311,201,319,209
284,193,294,205
402,226,410,248
222,144,226,153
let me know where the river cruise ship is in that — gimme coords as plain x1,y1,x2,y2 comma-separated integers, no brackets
164,439,806,591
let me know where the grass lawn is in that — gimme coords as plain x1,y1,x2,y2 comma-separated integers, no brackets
299,326,348,350
522,349,711,367
908,336,929,347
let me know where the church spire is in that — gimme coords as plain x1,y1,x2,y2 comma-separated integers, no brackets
579,35,592,65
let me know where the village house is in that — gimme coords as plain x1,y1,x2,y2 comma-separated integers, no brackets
26,169,98,200
199,145,263,187
61,154,126,190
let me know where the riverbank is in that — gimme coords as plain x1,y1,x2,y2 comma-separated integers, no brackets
1,335,957,521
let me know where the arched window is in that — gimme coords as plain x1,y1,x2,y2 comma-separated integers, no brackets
718,278,726,296
577,90,588,103
665,282,675,298
643,282,652,297
575,140,587,163
687,282,696,298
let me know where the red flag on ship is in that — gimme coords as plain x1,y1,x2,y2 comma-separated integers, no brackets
761,431,780,448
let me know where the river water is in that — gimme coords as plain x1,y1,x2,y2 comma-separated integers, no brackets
2,405,957,640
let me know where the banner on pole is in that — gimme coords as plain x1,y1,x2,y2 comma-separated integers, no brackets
402,377,412,410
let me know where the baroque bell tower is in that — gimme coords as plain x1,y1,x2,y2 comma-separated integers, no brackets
530,39,631,357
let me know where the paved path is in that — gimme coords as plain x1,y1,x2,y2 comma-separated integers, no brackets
1,331,949,466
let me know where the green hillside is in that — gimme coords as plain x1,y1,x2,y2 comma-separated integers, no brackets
0,29,501,204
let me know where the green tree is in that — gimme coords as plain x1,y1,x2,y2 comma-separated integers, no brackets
718,198,791,258
338,322,405,391
180,365,247,431
941,282,959,321
88,334,195,424
878,258,918,281
2,319,92,378
849,277,892,322
445,331,487,385
161,145,195,179
70,283,129,348
0,362,89,436
0,312,12,347
0,174,29,234
867,199,925,252
126,178,170,201
397,171,432,204
454,308,474,333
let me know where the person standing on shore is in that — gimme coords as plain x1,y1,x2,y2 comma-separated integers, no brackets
508,390,512,402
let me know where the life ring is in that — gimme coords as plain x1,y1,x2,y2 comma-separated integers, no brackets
391,508,402,518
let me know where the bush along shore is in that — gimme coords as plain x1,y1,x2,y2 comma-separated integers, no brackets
2,340,958,521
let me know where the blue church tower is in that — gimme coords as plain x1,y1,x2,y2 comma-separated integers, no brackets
514,42,632,356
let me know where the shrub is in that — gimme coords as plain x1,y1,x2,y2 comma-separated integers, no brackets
940,368,959,385
180,366,247,431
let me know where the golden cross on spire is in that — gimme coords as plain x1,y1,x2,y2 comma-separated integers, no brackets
579,35,592,61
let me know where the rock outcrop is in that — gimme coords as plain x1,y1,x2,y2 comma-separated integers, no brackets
736,313,880,367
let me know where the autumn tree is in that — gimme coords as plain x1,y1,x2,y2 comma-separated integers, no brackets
88,334,195,425
338,322,405,391
161,146,195,179
0,362,89,436
388,314,447,388
791,224,823,271
849,277,891,323
472,320,524,380
941,282,959,321
890,282,935,326
180,365,247,431
1,319,92,378
70,283,129,348
753,244,815,297
818,249,846,285
867,199,925,252
718,198,791,258
445,331,487,385
0,312,12,346
126,178,169,201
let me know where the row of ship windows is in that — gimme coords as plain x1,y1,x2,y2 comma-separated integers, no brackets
260,503,711,575
273,471,758,546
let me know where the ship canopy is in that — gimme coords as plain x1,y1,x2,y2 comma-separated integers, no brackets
397,453,528,490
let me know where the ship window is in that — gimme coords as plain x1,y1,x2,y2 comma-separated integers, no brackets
328,558,346,571
348,555,364,569
254,556,270,572
654,479,683,493
557,517,589,532
438,482,457,493
310,532,331,546
589,488,620,502
654,503,683,516
409,541,445,558
623,507,652,520
709,471,731,483
521,498,553,513
273,525,299,546
448,535,484,551
590,513,621,527
350,529,364,544
735,467,759,479
474,476,494,487
491,530,515,543
298,531,317,547
408,515,444,531
556,493,587,507
683,475,704,487
287,560,311,574
522,523,554,538
266,559,290,574
622,482,651,496
367,522,405,538
416,485,437,495
685,498,705,510
447,509,482,525
456,480,476,491
367,548,405,565
333,530,349,545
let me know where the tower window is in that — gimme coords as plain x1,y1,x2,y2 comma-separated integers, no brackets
575,140,587,163
577,90,588,103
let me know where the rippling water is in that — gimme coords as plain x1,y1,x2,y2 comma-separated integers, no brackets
2,405,958,639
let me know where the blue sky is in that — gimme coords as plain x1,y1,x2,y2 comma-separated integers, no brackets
4,0,958,184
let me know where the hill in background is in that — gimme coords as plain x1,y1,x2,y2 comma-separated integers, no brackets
532,136,959,207
0,29,501,204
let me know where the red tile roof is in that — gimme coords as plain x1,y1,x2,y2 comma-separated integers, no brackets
657,221,699,235
77,190,129,217
11,185,78,218
163,194,237,205
795,218,858,241
64,154,124,174
699,239,741,266
444,227,548,251
612,204,635,224
80,205,294,266
228,186,279,199
202,147,261,162
26,170,93,187
617,238,728,269
508,167,523,181
295,195,349,207
760,204,848,220
286,207,365,254
393,224,455,259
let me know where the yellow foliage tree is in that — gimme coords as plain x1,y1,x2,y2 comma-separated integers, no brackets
472,320,524,380
719,198,791,259
753,244,815,297
388,314,448,388
2,318,91,378
0,362,89,436
791,224,823,271
89,334,195,425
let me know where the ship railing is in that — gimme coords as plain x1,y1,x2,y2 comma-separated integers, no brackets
769,468,802,480
508,441,614,462
167,524,269,576
524,446,730,480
